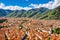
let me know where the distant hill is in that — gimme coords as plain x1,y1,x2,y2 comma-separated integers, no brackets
0,6,60,20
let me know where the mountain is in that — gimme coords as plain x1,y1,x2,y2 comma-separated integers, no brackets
0,6,60,20
8,10,26,17
40,6,60,20
8,7,49,18
0,9,13,17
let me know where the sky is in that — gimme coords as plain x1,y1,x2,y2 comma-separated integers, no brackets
0,0,60,10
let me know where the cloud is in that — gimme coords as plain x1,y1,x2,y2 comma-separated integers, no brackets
0,0,60,10
0,3,5,8
22,7,32,10
3,6,22,10
0,3,32,10
29,0,60,9
29,1,53,9
52,0,60,9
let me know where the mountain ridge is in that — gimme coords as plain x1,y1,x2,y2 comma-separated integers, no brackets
0,6,60,20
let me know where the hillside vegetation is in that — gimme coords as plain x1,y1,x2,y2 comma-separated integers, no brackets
0,6,60,20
